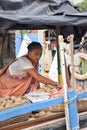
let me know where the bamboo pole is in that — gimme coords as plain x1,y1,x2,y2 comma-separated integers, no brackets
82,47,85,74
81,42,85,89
58,35,70,130
67,34,76,89
55,26,63,85
0,36,3,69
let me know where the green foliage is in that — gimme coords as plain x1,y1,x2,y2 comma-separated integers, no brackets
20,30,28,34
76,0,87,12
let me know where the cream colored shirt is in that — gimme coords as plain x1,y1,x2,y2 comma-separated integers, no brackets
8,57,33,75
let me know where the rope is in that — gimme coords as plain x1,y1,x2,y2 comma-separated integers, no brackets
64,93,79,130
71,125,79,130
64,94,77,105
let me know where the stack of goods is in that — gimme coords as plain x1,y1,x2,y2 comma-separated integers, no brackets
29,104,64,120
37,85,63,98
0,96,30,111
0,96,31,128
37,84,87,112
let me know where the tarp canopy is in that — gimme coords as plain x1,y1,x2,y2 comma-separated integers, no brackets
0,0,87,32
0,0,87,67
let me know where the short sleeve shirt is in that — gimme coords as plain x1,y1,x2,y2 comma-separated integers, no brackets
8,57,34,75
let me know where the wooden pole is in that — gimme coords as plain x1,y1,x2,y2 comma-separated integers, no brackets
80,37,85,88
55,26,63,85
81,47,85,89
58,35,70,130
67,34,76,89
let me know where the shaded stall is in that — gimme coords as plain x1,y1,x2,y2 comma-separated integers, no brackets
0,0,86,66
0,0,87,130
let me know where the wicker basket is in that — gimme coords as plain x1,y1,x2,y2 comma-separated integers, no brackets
48,99,87,113
77,99,87,111
0,112,31,128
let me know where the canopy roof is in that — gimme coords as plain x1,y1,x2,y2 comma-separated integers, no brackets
0,0,87,31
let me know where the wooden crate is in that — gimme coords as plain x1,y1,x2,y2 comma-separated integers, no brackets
0,112,31,128
77,99,87,112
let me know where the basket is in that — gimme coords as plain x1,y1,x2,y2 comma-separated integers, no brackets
0,112,31,128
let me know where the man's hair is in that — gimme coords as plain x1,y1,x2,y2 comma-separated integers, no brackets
27,42,42,51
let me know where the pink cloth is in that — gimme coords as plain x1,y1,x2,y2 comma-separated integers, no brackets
0,61,39,96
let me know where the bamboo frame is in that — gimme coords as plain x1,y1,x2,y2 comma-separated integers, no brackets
58,35,70,130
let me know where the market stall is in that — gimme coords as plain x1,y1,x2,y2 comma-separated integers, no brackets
0,0,87,130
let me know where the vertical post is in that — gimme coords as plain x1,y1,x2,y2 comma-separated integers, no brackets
82,47,85,74
0,36,3,69
59,35,70,130
67,34,76,89
81,38,85,88
68,90,79,130
55,26,63,85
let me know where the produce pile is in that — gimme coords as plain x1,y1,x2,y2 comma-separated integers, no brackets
37,85,63,98
0,96,30,111
29,85,87,119
0,84,87,114
38,84,87,98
